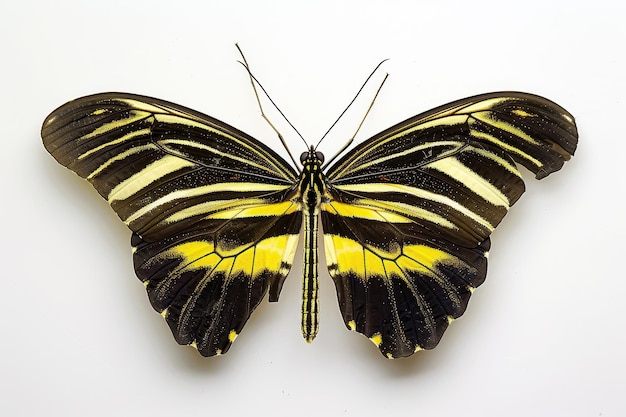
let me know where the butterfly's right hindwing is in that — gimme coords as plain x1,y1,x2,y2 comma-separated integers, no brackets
42,93,302,356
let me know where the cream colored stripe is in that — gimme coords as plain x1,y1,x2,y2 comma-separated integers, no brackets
353,199,458,230
124,182,290,224
87,143,157,180
472,111,539,145
154,114,295,181
458,97,507,113
471,147,522,177
78,128,151,160
469,128,542,168
425,157,510,207
386,114,467,136
160,138,294,182
108,155,196,203
335,183,494,230
80,110,150,140
165,199,296,224
163,199,253,224
331,117,469,179
119,99,170,114
343,141,464,177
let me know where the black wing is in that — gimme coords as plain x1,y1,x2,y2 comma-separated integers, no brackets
321,92,577,358
42,93,302,356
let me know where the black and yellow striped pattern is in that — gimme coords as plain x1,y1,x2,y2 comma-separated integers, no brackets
42,94,302,356
42,91,577,358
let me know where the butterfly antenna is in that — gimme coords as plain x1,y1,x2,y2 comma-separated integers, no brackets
320,70,389,170
315,59,388,152
235,43,305,170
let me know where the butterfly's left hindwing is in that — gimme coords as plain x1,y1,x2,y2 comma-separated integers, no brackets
322,92,577,358
42,93,302,356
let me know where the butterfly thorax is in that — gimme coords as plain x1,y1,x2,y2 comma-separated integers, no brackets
299,146,326,212
297,146,326,342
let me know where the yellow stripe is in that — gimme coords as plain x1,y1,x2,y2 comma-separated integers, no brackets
472,111,540,145
335,183,494,231
325,235,458,280
471,147,522,178
512,109,535,117
157,234,297,278
124,182,289,224
324,234,364,278
425,156,510,207
155,114,295,181
251,234,298,271
322,201,411,223
458,97,507,113
160,138,294,182
78,128,151,160
383,259,404,279
108,155,196,203
350,199,458,230
364,249,385,279
119,98,171,114
385,115,467,138
341,140,464,176
206,200,298,220
228,330,238,342
163,198,260,224
80,110,151,140
164,198,296,224
155,113,228,134
469,128,543,168
169,241,222,270
86,143,157,180
231,245,255,276
400,245,454,274
370,333,383,346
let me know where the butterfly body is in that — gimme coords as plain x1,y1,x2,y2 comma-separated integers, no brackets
42,91,577,358
298,147,328,342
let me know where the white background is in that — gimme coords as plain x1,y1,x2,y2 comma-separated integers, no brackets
2,1,624,416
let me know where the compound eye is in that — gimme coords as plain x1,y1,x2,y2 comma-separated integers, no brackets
315,151,325,164
300,152,308,164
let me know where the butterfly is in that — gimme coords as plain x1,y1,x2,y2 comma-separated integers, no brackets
42,87,577,358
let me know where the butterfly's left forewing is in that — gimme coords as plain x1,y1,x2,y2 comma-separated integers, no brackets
42,93,302,356
322,92,577,358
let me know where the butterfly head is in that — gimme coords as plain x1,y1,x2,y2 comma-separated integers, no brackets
300,145,325,169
